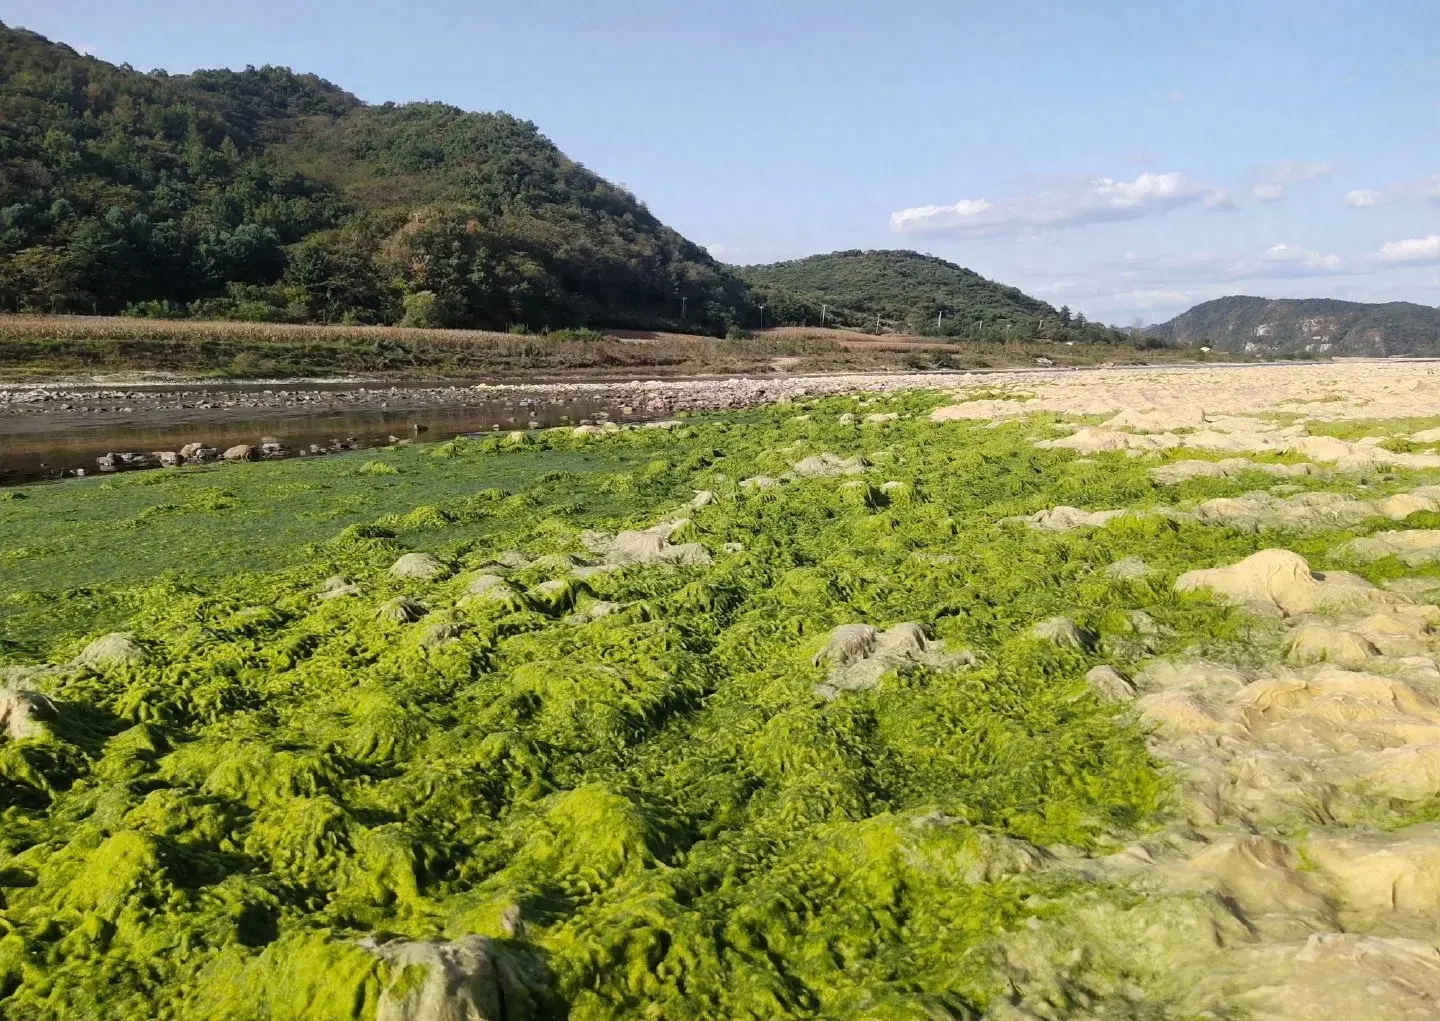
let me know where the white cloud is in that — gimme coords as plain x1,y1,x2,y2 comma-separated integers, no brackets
1374,235,1440,264
1345,189,1382,207
1252,183,1286,202
889,171,1226,239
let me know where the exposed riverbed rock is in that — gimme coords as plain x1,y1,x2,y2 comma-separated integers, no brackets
1015,505,1128,532
1176,549,1331,616
179,442,218,463
813,621,972,698
318,576,361,600
377,597,428,623
73,633,147,669
1029,616,1097,649
390,553,449,581
221,444,256,461
1085,665,1137,702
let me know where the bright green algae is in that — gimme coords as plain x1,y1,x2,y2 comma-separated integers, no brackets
2,395,1438,1019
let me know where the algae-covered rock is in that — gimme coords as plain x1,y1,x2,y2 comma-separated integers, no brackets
526,579,579,615
1104,555,1153,580
361,935,548,1021
460,575,528,613
418,621,462,649
792,453,866,477
319,575,361,600
378,597,428,623
74,632,148,669
838,480,879,509
1021,505,1127,532
813,622,971,698
390,552,449,581
1029,616,1096,650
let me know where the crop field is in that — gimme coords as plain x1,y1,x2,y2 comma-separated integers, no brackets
5,364,1440,1018
0,314,1198,380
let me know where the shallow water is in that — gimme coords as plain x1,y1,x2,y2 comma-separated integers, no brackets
0,384,650,485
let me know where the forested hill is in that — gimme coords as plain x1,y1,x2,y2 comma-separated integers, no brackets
735,250,1125,343
1148,296,1440,356
0,23,749,332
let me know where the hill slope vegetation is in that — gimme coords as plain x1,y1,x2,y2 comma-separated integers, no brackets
0,23,748,332
1149,295,1440,356
738,250,1128,343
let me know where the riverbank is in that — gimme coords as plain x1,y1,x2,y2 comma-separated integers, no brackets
0,313,1205,380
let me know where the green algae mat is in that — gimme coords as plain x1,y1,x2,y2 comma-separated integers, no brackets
2,393,1436,1019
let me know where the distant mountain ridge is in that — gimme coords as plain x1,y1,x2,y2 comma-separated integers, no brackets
1148,296,1440,356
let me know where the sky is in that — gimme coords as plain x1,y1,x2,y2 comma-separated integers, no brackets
9,0,1440,324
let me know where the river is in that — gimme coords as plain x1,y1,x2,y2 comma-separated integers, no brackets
0,381,654,485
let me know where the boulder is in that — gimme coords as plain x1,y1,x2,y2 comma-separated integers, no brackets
0,688,55,740
221,444,255,462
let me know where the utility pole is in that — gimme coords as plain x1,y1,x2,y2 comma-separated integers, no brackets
821,303,827,325
680,296,687,319
937,310,944,331
758,304,766,329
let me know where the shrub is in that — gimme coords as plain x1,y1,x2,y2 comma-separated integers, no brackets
399,290,443,328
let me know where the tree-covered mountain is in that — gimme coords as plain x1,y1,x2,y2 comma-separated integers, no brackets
0,23,749,332
736,249,1129,343
1147,296,1440,356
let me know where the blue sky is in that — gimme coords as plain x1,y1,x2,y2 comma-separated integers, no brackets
10,0,1440,323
